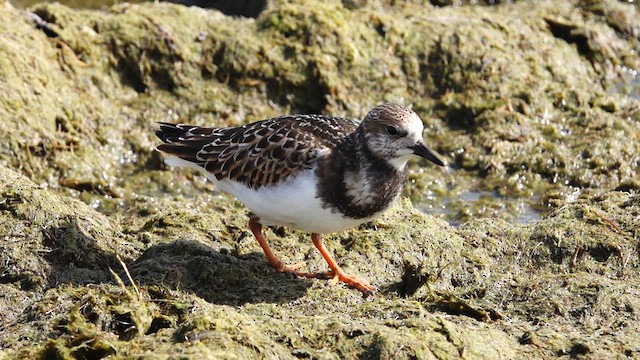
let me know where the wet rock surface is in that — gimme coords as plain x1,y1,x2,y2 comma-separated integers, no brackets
1,0,639,358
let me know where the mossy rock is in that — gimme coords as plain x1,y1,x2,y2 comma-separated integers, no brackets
1,0,640,358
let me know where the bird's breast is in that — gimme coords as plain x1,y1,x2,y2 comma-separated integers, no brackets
315,154,407,220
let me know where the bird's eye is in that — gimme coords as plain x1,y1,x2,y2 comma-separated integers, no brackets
386,125,398,136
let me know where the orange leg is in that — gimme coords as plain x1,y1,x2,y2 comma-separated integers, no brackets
312,233,378,298
249,217,377,297
249,216,307,273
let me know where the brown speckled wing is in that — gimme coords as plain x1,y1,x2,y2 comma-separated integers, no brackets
156,115,359,189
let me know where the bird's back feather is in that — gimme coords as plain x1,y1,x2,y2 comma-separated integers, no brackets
156,115,359,189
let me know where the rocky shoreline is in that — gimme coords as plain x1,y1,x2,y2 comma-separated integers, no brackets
1,0,638,358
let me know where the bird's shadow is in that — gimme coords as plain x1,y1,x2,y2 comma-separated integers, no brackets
127,239,311,305
38,215,309,305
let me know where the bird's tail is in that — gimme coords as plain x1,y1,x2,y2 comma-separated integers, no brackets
155,122,214,164
155,122,200,144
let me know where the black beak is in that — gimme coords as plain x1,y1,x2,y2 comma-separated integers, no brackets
411,141,445,166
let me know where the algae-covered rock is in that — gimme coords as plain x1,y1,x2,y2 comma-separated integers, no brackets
0,165,140,328
456,191,640,358
1,0,640,358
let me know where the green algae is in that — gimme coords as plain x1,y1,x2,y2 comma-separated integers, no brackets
4,0,639,219
0,165,140,328
455,191,640,358
1,0,640,358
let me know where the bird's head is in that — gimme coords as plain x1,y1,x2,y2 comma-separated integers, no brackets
360,103,445,170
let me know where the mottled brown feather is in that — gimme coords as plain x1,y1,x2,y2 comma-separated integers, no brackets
156,115,359,189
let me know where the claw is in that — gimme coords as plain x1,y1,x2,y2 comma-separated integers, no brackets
328,273,339,286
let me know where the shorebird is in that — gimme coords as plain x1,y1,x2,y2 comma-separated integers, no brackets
156,103,445,297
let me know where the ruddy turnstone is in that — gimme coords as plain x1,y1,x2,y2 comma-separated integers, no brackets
156,103,445,297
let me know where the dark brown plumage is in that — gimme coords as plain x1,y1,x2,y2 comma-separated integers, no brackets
156,115,358,189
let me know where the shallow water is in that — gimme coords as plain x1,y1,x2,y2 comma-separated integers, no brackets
614,66,640,99
418,189,542,226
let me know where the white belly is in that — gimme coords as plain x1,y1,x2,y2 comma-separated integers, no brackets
214,170,375,233
165,156,374,233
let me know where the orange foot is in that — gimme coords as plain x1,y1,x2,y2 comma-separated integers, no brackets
285,269,378,298
311,233,378,298
326,270,378,298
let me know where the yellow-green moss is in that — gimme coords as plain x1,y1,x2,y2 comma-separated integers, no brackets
1,0,640,358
